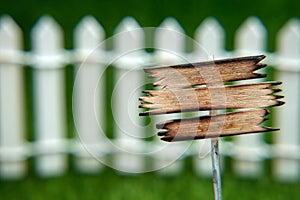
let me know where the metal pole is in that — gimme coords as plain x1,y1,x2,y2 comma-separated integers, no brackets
211,138,222,200
210,109,222,200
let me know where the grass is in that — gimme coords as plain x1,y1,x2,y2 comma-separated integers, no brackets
1,167,300,200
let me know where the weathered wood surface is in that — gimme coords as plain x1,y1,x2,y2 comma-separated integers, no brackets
139,55,284,142
140,82,283,115
145,55,266,88
157,109,276,141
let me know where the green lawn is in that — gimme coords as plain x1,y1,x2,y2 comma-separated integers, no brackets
1,167,299,200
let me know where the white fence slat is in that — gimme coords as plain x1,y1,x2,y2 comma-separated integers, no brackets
193,17,226,177
112,17,145,173
274,18,300,181
233,17,267,178
0,16,26,179
154,18,186,64
31,16,67,177
235,17,267,55
194,17,225,59
114,17,144,56
73,16,106,173
153,18,187,176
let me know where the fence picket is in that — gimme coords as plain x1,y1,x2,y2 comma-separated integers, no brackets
193,17,226,177
153,18,187,175
233,17,266,177
154,17,186,64
112,17,146,173
73,16,106,173
233,16,267,178
235,17,267,55
274,18,300,181
0,16,26,179
31,16,67,177
194,17,225,59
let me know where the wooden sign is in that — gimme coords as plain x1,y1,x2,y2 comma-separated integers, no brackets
139,55,284,142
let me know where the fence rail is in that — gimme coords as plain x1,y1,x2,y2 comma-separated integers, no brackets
0,15,299,181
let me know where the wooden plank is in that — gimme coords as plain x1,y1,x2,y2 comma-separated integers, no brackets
156,109,276,142
140,82,283,116
145,55,266,88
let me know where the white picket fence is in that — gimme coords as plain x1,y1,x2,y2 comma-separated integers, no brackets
0,15,299,181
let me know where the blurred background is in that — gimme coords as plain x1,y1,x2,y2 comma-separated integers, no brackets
1,0,300,199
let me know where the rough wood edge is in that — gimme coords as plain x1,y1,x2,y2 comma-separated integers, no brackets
139,81,284,116
156,109,279,142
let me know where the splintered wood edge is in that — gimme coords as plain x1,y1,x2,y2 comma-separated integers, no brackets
160,127,279,142
144,54,267,88
139,81,284,116
156,109,279,142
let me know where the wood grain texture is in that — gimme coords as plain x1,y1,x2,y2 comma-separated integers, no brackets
139,55,284,142
145,55,266,88
140,82,283,116
157,109,276,142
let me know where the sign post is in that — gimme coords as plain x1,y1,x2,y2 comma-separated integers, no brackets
139,55,283,200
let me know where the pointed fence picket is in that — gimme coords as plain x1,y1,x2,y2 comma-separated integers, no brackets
274,18,300,181
154,18,186,63
152,18,189,176
233,17,267,178
31,16,67,177
112,17,146,173
73,16,106,173
235,17,267,55
194,17,225,59
0,15,26,179
193,17,225,177
0,15,299,181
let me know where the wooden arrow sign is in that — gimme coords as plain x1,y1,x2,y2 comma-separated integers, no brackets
139,55,284,142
